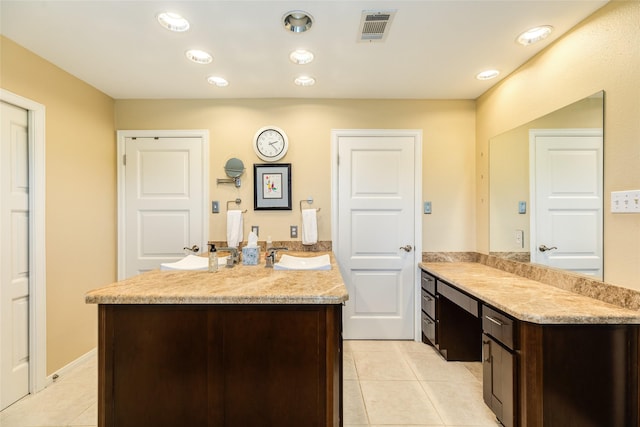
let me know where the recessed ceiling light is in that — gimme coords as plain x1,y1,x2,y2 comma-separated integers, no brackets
289,49,315,65
186,49,213,64
283,11,313,33
207,76,229,87
517,25,553,46
294,75,316,86
157,12,190,32
476,69,500,81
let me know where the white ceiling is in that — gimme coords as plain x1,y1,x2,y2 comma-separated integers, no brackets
0,0,608,100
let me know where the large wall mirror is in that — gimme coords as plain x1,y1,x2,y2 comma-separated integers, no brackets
489,91,604,279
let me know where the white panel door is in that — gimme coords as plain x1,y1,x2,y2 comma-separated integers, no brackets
124,136,205,278
530,129,603,278
1,101,30,409
337,133,417,339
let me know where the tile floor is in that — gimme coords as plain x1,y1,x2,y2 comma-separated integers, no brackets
0,340,499,427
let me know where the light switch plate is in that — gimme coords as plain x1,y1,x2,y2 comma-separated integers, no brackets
611,190,640,213
212,201,220,213
518,201,527,214
424,201,432,214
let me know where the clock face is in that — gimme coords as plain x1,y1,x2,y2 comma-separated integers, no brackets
253,126,288,162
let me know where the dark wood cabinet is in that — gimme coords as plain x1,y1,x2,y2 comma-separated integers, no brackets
420,271,437,346
518,322,639,427
421,270,483,361
482,305,516,427
420,266,640,427
98,304,343,427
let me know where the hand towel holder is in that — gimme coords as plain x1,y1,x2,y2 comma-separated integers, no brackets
227,198,247,213
299,198,321,212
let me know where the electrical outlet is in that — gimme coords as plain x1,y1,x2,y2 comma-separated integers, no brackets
251,226,259,236
290,225,298,238
515,229,524,248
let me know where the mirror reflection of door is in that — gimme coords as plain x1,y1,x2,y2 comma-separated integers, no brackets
488,91,604,278
530,129,603,279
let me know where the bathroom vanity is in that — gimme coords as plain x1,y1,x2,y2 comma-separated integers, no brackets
86,252,348,427
420,262,640,427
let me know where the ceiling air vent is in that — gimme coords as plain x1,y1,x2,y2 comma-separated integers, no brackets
358,10,396,43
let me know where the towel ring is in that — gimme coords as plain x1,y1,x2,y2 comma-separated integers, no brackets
300,198,320,212
227,198,247,213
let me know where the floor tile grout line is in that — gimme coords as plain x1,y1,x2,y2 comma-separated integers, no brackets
354,377,372,426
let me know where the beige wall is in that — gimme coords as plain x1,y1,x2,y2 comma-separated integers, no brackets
115,99,477,251
1,36,117,374
476,1,640,289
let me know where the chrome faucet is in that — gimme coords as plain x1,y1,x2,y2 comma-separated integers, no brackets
265,247,288,268
217,247,239,267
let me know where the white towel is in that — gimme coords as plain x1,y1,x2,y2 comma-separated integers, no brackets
226,210,243,248
301,208,318,245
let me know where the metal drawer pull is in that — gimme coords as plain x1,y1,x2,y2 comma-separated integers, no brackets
485,315,504,326
482,340,491,362
423,296,433,302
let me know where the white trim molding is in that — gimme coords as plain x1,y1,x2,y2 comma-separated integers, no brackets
1,89,48,394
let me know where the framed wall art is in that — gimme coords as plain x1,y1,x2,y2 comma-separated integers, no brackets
253,163,292,210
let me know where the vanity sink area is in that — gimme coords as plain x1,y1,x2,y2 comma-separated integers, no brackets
159,254,228,271
273,253,331,270
86,251,347,427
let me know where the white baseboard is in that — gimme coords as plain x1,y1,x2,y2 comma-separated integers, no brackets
44,347,97,387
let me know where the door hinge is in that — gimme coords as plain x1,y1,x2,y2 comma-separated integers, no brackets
123,154,126,166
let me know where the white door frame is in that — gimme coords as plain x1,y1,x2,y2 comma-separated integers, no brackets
0,89,47,394
331,129,423,341
117,130,210,280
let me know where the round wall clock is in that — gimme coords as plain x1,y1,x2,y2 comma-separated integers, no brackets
253,126,289,162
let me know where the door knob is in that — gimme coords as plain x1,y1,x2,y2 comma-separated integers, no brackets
399,245,413,252
538,244,557,252
184,245,200,254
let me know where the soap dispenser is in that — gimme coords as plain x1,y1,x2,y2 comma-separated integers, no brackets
208,242,218,273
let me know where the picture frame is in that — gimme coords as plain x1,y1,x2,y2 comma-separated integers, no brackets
253,163,292,210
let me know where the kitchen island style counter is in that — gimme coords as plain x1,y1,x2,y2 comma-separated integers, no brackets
86,251,348,427
86,252,348,305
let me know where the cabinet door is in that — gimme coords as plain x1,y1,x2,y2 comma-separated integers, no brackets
482,334,515,427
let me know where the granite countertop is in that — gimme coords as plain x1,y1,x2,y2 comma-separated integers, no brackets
420,262,640,325
86,251,348,305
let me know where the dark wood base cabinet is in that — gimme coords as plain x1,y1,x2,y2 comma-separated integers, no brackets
98,304,343,427
519,322,639,427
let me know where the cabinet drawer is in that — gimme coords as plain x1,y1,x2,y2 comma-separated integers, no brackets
438,281,479,317
482,305,515,350
421,270,436,295
421,310,436,345
421,288,436,318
